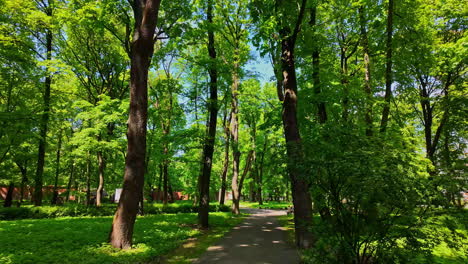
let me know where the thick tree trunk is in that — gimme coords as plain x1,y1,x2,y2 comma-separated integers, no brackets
380,0,394,132
359,6,373,136
34,27,53,206
51,131,62,205
109,0,161,249
3,182,14,207
197,0,218,228
280,28,314,249
96,150,105,206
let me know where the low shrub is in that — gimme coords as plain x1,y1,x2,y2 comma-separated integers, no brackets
0,202,230,220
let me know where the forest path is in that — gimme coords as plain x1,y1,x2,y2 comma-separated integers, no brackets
193,208,300,264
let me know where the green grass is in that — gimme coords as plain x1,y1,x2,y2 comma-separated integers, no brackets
0,201,229,220
239,201,292,210
0,212,241,264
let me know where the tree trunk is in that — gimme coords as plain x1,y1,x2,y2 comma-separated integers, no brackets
359,6,373,136
65,161,75,202
96,150,105,206
197,0,218,228
168,182,174,203
86,153,91,206
34,26,53,207
257,135,268,205
51,130,62,205
15,160,27,207
380,0,394,132
3,182,14,207
109,0,161,249
238,150,254,199
157,163,163,202
230,70,241,215
219,111,230,205
310,5,327,123
163,156,169,205
279,22,314,248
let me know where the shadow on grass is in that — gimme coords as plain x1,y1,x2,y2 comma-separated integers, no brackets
0,213,235,264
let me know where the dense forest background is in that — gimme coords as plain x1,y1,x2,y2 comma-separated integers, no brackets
0,0,466,262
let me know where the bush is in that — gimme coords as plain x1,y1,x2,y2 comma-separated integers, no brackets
303,125,436,263
0,201,230,220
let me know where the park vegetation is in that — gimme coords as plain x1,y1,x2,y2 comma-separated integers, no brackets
0,0,466,263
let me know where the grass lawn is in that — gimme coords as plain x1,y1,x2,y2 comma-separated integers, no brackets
239,201,292,210
0,212,244,264
277,210,467,264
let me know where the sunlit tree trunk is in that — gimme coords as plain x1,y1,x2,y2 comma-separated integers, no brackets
96,150,105,206
230,68,241,215
109,0,161,249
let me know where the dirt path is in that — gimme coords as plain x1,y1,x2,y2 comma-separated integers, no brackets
193,208,300,264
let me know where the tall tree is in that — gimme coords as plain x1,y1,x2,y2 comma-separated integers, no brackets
380,0,394,132
278,0,314,249
109,0,161,249
33,0,54,206
197,0,218,228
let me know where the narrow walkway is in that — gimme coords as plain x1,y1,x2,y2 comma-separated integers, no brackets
194,208,300,264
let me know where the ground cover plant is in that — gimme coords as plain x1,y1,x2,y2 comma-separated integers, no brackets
0,201,229,220
0,212,242,264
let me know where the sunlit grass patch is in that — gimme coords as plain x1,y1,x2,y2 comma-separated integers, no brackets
0,212,238,264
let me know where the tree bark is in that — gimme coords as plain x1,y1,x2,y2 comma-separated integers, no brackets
278,0,314,249
86,153,91,206
65,161,74,202
257,134,268,205
51,130,62,205
219,111,230,205
380,0,394,132
3,182,14,207
230,69,241,215
15,160,27,207
96,150,105,206
197,0,218,228
109,0,161,249
359,6,373,136
310,5,327,123
162,154,169,205
34,24,53,207
238,150,254,198
157,163,163,202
